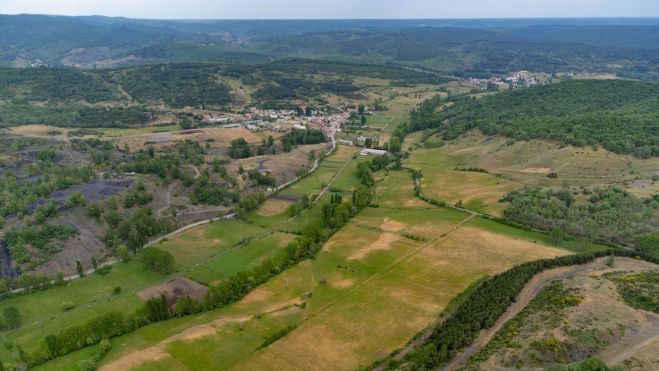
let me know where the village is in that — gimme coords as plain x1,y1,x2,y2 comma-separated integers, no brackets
202,104,387,156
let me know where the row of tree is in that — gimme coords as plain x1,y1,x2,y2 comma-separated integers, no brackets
386,249,659,370
26,155,382,368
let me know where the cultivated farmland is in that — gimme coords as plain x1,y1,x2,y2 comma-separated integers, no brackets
65,168,582,371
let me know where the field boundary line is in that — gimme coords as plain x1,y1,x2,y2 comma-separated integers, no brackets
244,213,476,358
303,214,475,322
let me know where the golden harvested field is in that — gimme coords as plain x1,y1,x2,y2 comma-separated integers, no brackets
10,124,76,141
116,127,269,152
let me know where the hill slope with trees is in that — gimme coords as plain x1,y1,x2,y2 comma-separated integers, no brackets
440,79,659,157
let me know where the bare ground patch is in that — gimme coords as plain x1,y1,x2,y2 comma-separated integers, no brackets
227,143,330,186
101,346,170,371
348,232,402,261
330,278,356,289
257,199,293,217
380,218,406,232
137,277,209,306
519,167,552,174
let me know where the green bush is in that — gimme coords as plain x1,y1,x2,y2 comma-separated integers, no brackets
77,359,97,371
60,302,76,311
140,248,175,275
634,233,659,259
3,307,21,330
98,339,111,355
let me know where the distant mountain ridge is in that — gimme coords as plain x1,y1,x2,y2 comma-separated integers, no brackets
0,14,658,79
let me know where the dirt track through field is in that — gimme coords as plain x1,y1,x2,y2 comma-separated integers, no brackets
157,182,176,217
103,213,476,371
272,214,477,343
442,257,658,371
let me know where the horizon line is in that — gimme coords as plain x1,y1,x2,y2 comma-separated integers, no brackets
3,13,659,21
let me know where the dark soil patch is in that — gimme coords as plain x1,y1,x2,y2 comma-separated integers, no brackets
271,194,300,202
51,179,132,203
138,277,209,307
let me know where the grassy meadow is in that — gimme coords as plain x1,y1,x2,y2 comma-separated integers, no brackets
0,144,360,366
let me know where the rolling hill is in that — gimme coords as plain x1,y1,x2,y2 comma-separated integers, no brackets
1,15,658,79
439,79,659,157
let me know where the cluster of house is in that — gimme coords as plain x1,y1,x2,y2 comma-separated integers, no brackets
202,106,388,156
504,71,540,87
216,120,283,132
247,107,299,120
469,70,541,91
307,112,349,137
202,106,349,136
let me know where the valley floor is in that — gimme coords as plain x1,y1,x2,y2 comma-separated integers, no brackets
38,168,581,370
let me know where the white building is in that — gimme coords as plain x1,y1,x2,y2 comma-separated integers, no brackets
360,148,387,156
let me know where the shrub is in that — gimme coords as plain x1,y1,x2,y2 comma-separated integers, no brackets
98,339,111,355
606,255,615,267
260,325,298,349
117,244,132,263
634,233,659,259
77,359,97,371
96,265,112,275
140,248,175,275
3,307,21,329
60,302,76,311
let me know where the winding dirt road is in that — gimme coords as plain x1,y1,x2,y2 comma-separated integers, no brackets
442,257,658,370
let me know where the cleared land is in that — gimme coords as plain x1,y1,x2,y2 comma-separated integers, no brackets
114,126,271,152
137,277,209,304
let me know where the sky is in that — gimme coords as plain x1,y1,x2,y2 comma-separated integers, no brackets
0,0,658,19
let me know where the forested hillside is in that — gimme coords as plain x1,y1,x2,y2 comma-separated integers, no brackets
0,60,443,128
1,15,659,79
440,80,659,157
